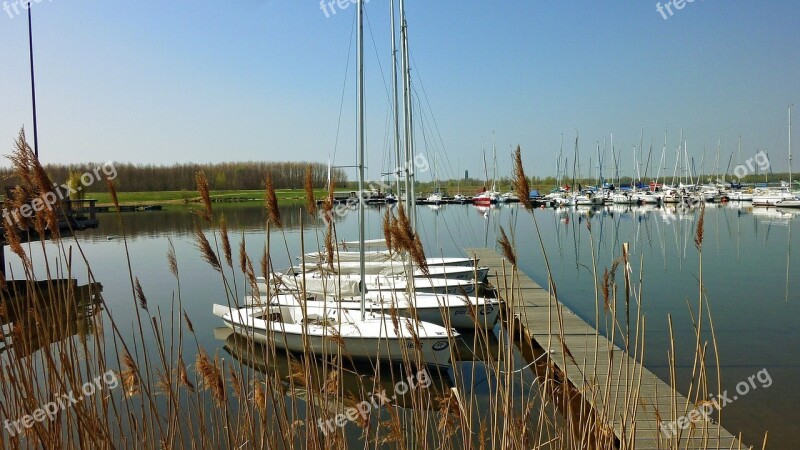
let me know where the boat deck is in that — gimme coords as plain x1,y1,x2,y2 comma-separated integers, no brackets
467,247,749,450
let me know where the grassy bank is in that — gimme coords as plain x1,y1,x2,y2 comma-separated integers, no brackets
88,189,331,206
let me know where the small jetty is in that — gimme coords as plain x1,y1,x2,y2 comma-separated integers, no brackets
1,187,100,273
468,247,748,449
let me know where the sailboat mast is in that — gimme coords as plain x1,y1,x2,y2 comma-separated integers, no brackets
399,0,415,227
357,0,366,320
557,133,564,187
737,135,742,169
602,137,607,185
27,5,39,157
656,129,666,186
390,0,402,196
491,131,497,191
611,133,618,186
639,125,644,186
790,105,793,187
596,141,601,186
572,133,577,190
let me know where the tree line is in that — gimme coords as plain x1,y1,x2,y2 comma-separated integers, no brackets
0,161,347,193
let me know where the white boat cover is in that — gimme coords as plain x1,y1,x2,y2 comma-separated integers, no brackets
266,276,362,297
304,250,400,263
338,238,388,250
301,261,408,276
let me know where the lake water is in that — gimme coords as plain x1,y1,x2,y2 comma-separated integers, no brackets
6,201,798,447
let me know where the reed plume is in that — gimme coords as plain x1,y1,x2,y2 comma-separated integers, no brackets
6,186,31,230
497,226,516,267
324,227,334,270
390,204,428,274
410,234,429,276
694,205,706,251
220,215,233,268
3,214,29,266
27,149,60,236
196,349,226,404
134,277,148,310
304,164,317,217
183,310,195,334
322,370,339,394
228,365,243,400
106,178,120,210
436,390,461,439
253,380,266,414
513,145,532,210
265,173,282,229
167,237,179,278
390,203,413,249
121,352,141,398
321,173,335,224
7,128,34,187
260,252,269,280
177,356,195,393
195,171,213,223
193,222,221,272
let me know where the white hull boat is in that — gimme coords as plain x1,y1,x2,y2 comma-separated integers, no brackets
752,193,794,206
612,193,639,205
299,261,489,283
261,292,501,330
213,304,455,366
728,191,753,201
261,274,480,296
776,199,800,208
304,251,478,268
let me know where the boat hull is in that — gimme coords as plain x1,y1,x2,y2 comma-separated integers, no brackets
264,294,501,330
215,305,454,367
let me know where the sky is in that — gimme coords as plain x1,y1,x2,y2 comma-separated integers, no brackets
0,0,799,182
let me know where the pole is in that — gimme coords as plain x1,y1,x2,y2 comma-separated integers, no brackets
390,0,402,197
28,3,39,157
357,0,366,320
399,0,415,228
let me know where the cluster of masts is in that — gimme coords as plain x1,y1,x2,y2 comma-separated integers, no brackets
213,1,503,368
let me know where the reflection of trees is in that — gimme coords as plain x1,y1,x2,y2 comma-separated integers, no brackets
0,279,103,359
86,205,327,240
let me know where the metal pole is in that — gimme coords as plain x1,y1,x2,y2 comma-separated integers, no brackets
399,0,415,228
27,2,39,157
357,0,366,320
390,0,402,197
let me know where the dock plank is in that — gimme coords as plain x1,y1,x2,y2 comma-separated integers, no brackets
467,248,749,450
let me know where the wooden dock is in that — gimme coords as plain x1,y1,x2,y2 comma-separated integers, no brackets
468,248,749,450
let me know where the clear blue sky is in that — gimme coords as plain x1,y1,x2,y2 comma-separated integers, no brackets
1,0,798,181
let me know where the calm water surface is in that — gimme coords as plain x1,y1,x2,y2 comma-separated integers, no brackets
7,201,799,447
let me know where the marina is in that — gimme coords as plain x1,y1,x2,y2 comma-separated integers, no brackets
1,1,798,448
1,200,793,447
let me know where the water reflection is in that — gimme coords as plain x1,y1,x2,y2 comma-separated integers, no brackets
0,279,103,359
57,200,799,448
218,329,454,412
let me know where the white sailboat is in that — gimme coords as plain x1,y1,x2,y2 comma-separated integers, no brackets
777,105,800,208
213,0,457,367
296,261,489,283
212,303,454,366
259,290,500,330
304,249,478,268
260,272,480,296
755,112,797,206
